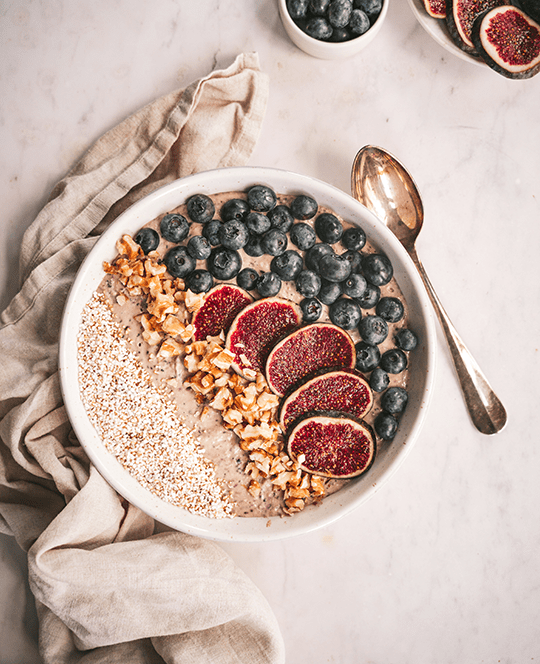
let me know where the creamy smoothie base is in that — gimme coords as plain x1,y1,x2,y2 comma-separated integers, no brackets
77,189,414,519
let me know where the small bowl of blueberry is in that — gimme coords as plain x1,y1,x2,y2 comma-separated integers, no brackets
278,0,388,59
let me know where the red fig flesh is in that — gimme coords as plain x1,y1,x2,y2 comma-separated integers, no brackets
287,413,376,479
424,0,446,19
192,283,253,341
225,297,302,376
279,369,374,432
472,6,540,77
265,322,356,397
446,0,506,52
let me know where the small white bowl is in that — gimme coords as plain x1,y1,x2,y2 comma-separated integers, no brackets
278,0,388,59
59,167,436,542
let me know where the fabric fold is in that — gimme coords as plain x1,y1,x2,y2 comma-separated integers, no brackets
0,52,285,664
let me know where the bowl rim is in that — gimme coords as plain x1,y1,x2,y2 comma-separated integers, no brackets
59,166,437,542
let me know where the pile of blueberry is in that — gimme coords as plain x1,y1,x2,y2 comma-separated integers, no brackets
134,183,417,442
286,0,383,43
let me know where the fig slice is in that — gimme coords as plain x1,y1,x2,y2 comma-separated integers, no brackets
446,0,506,52
225,297,302,376
192,283,253,341
423,0,446,19
287,412,376,479
265,322,356,397
279,369,374,432
472,5,540,77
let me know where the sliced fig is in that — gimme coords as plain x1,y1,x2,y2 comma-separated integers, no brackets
446,0,505,53
265,322,356,397
472,5,540,77
423,0,446,19
287,412,376,479
225,297,302,376
192,283,253,341
279,369,373,432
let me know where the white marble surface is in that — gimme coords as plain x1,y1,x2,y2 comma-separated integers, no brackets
1,0,540,662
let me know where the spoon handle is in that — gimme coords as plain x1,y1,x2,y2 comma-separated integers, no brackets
408,248,507,434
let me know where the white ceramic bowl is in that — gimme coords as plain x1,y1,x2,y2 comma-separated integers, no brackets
278,0,388,59
59,167,436,542
406,0,485,66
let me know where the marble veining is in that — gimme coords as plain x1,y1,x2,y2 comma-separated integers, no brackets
1,0,540,662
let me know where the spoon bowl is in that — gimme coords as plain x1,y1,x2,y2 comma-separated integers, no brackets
351,145,507,435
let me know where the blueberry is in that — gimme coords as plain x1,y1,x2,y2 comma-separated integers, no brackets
287,0,309,17
329,298,361,330
247,185,276,212
187,235,212,260
257,272,282,298
342,226,366,251
381,387,408,414
245,211,271,236
374,412,398,440
310,0,331,14
296,270,322,298
328,0,353,28
358,315,388,344
355,282,380,309
362,253,393,286
135,227,159,254
237,267,259,291
160,213,189,243
315,213,343,244
354,0,382,19
185,269,214,293
380,348,408,374
207,246,242,280
186,194,215,224
341,249,362,273
244,235,265,257
349,8,370,34
290,195,318,220
318,253,352,283
341,273,367,298
261,228,288,256
355,341,381,372
369,367,389,392
220,198,249,222
300,297,323,322
270,250,303,281
202,220,223,246
318,280,342,305
290,222,317,251
218,219,249,250
305,243,335,272
330,26,351,41
268,205,294,233
394,328,418,351
164,245,196,278
376,297,404,323
305,16,333,40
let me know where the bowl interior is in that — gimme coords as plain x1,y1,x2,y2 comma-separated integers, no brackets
59,166,436,542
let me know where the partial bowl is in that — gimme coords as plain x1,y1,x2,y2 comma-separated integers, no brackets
406,0,485,66
59,166,436,542
278,0,388,59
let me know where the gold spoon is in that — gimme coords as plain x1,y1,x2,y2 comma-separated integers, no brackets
351,145,507,435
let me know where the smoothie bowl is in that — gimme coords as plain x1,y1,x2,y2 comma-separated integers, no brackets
59,167,436,542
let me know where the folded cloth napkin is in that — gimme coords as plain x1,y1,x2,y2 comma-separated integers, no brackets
0,52,286,664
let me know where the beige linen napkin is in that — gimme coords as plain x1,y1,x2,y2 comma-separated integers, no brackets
0,52,286,664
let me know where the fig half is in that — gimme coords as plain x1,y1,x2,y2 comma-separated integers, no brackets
192,283,253,341
265,322,356,397
446,0,505,52
225,297,302,376
423,0,446,19
472,5,540,77
287,412,376,479
279,369,373,432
